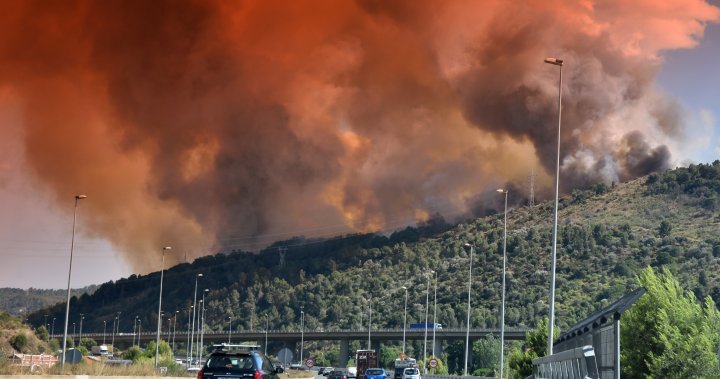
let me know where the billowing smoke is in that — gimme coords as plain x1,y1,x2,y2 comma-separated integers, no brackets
0,0,717,272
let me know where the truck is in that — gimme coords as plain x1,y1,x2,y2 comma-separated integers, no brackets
355,350,378,379
91,345,109,356
408,323,442,330
393,358,418,379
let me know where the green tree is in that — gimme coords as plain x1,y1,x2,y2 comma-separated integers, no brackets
379,346,402,369
621,267,720,378
658,220,672,237
9,333,28,352
507,318,556,379
123,345,144,362
35,325,48,342
472,336,500,374
80,337,97,351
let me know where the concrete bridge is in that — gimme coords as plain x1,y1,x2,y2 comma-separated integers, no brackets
53,327,527,366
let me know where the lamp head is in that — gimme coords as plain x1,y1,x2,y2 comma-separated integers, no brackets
163,246,172,251
544,57,563,66
75,194,87,200
198,273,203,277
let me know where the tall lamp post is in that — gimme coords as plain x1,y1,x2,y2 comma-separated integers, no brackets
463,243,474,376
186,306,193,365
155,246,172,368
423,270,434,373
78,314,84,347
111,316,117,348
299,308,305,364
133,316,138,346
431,271,438,360
544,56,563,356
264,314,269,356
199,289,209,361
62,194,86,369
227,316,232,344
172,310,179,354
401,286,408,354
497,188,509,378
367,301,372,350
190,273,202,367
102,320,106,345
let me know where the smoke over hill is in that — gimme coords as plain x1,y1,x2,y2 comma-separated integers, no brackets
0,0,717,272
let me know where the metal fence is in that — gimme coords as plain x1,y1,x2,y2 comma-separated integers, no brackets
531,345,599,379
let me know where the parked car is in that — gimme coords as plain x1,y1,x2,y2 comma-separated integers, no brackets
402,367,420,379
328,369,349,379
365,368,388,379
198,345,284,379
347,366,357,379
320,367,335,376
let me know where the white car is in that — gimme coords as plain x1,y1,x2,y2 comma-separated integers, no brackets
402,367,420,379
347,367,357,379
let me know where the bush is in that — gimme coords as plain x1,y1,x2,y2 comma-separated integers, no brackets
10,333,28,352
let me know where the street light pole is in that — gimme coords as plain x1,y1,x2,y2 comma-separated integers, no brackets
111,316,117,348
300,309,305,364
463,243,474,376
190,273,202,367
265,315,269,356
432,271,438,360
62,194,86,369
544,56,563,356
227,316,232,344
155,246,172,368
102,320,106,345
423,270,433,373
497,188,509,378
173,311,179,354
401,286,408,354
78,314,84,347
367,301,372,350
199,289,208,362
186,306,192,365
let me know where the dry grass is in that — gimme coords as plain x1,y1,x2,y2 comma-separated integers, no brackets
0,359,194,376
285,369,316,378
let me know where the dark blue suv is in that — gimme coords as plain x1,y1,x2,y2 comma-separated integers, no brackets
198,345,284,379
364,368,388,379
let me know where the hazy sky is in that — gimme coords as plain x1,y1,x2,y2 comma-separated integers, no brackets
0,0,718,289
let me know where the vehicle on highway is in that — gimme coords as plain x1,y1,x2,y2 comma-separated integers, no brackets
393,358,417,379
197,344,284,379
347,366,357,379
408,323,442,329
319,367,335,376
364,368,388,379
328,369,349,379
402,367,420,379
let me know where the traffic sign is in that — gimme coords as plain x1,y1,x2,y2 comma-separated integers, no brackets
428,358,438,369
305,358,315,368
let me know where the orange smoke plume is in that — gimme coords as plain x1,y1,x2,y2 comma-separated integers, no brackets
0,0,717,272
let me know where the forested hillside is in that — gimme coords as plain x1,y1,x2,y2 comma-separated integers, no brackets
26,162,720,355
0,286,98,317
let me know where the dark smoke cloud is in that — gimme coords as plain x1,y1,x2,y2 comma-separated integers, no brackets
0,0,717,273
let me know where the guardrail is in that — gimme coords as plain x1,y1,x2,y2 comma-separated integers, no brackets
531,345,599,379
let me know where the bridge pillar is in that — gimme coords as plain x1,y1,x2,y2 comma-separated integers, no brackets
340,338,349,367
432,339,442,357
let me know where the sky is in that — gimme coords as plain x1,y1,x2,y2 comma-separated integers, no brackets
0,0,718,289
